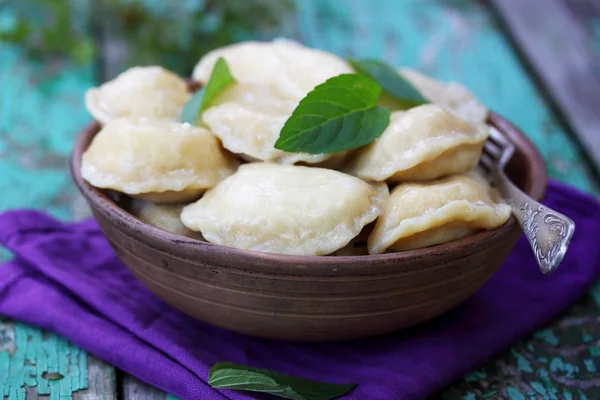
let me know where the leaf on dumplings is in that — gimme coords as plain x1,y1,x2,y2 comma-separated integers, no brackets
348,58,427,109
274,73,390,154
208,362,356,400
181,57,236,124
180,88,204,124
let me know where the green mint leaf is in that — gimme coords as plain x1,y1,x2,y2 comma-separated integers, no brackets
181,57,236,124
208,362,356,400
348,58,427,109
274,74,390,154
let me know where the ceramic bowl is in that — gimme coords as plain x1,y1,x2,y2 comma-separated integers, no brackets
70,112,547,342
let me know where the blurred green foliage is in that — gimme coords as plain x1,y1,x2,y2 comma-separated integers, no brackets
0,0,295,75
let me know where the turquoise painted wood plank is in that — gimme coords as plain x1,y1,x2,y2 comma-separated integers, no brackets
0,41,111,400
490,0,600,172
0,320,115,400
0,45,93,221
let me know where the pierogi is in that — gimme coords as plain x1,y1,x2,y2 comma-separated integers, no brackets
85,66,190,124
81,117,238,204
195,39,351,165
368,174,511,254
181,163,389,256
130,200,204,240
192,38,353,101
344,105,488,182
399,68,488,124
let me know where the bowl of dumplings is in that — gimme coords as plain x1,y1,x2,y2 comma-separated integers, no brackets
71,39,547,341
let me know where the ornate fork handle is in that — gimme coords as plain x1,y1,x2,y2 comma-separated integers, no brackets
495,173,575,274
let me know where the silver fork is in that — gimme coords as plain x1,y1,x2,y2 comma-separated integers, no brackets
478,127,575,275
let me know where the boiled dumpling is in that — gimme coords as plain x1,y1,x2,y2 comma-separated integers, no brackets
399,68,488,124
368,174,511,254
195,39,351,164
85,66,190,124
81,117,238,204
130,200,204,240
202,83,294,161
181,163,389,256
344,105,488,182
193,38,353,101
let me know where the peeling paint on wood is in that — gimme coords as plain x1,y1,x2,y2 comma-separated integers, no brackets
0,41,106,399
0,321,115,400
438,294,600,399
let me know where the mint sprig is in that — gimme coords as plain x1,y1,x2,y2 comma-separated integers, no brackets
181,57,236,124
209,362,356,400
274,74,390,154
348,58,427,109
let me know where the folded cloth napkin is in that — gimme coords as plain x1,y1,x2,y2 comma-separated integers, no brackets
1,180,600,400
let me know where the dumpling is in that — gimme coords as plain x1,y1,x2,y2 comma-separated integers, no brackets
192,38,353,101
85,66,190,124
81,117,238,204
343,105,488,182
130,199,204,240
202,83,294,161
368,174,511,254
399,68,488,124
195,39,351,164
181,163,389,256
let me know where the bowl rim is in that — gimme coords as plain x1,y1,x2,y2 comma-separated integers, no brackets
70,112,548,275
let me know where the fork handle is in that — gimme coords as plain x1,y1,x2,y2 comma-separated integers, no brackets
495,172,575,274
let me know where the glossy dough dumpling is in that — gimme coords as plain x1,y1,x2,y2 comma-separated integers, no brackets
195,39,352,164
130,200,204,240
181,163,389,256
192,38,353,100
344,105,488,182
399,68,488,124
202,83,294,161
81,117,238,204
85,66,190,124
368,174,511,254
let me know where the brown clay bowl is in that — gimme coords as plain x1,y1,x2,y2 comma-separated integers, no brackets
70,112,547,342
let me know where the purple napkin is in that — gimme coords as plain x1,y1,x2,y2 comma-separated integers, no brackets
1,181,599,400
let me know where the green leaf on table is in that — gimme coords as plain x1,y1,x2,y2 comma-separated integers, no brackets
181,57,236,124
274,73,390,154
348,58,427,109
208,362,356,400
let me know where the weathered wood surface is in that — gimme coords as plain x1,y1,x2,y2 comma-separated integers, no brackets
490,0,600,173
0,320,116,400
122,376,177,400
1,0,600,399
0,40,113,399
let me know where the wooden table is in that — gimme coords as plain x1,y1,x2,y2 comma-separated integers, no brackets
2,0,600,398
